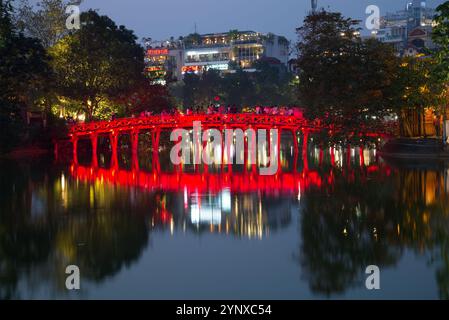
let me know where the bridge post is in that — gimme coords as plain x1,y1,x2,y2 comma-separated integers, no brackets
152,129,160,172
90,133,98,168
330,146,335,166
346,144,352,169
203,132,208,174
266,128,271,168
224,128,232,174
302,130,309,172
244,128,248,173
251,127,257,174
359,146,365,167
276,127,281,174
72,135,78,165
131,129,139,171
221,128,225,173
293,128,299,173
110,131,118,169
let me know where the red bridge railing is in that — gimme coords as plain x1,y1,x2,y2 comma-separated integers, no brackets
68,113,318,136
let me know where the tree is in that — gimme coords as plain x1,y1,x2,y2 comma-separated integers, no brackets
183,32,202,48
50,10,145,121
389,57,444,137
115,81,172,115
179,63,299,110
14,0,82,48
296,11,399,143
252,59,297,106
182,73,200,110
180,70,218,111
221,69,255,108
0,0,52,151
228,29,239,41
432,2,449,141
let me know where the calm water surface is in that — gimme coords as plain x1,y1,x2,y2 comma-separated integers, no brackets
1,137,449,299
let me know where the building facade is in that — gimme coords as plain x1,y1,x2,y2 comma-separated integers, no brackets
144,40,184,84
144,30,290,83
373,0,437,56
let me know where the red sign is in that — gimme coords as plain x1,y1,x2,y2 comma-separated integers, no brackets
147,48,169,56
147,66,163,72
182,65,201,73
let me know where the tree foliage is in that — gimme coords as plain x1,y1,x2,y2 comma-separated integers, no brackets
432,1,449,85
115,81,172,115
432,1,449,131
14,0,82,48
49,10,145,121
0,0,52,151
180,62,298,110
296,11,400,142
389,57,445,137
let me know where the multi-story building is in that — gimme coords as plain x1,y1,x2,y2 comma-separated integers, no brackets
182,30,289,75
182,32,233,75
144,30,290,83
373,0,437,56
144,40,184,84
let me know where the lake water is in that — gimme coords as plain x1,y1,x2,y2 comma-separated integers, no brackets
1,139,449,299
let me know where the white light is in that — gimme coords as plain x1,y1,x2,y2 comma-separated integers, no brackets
186,50,219,56
221,189,231,212
61,174,65,191
205,63,229,71
190,205,222,225
184,187,188,208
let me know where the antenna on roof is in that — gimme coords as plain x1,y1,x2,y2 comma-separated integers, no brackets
194,22,198,34
311,0,318,13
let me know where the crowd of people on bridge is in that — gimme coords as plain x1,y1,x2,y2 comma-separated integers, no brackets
65,105,304,124
133,105,303,119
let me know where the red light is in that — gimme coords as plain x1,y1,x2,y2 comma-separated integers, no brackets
147,48,169,56
182,65,201,73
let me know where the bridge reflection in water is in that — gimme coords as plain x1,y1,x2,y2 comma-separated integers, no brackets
68,129,383,239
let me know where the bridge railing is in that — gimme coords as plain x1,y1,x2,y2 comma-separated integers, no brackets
68,113,314,136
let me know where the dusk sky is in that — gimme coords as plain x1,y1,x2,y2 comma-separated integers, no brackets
78,0,447,42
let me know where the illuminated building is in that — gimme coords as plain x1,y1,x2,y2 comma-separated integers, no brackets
373,0,437,56
182,30,289,76
144,30,290,81
144,40,184,84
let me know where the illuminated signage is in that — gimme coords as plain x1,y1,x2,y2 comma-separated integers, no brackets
182,65,201,73
205,63,229,71
147,48,169,56
147,66,164,72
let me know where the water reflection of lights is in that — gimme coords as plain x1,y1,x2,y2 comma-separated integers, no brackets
66,143,386,239
70,165,328,195
190,189,231,226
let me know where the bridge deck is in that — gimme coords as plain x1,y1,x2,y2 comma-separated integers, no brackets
69,114,318,136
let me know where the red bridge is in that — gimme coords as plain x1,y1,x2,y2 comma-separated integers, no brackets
66,114,322,170
64,113,386,174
